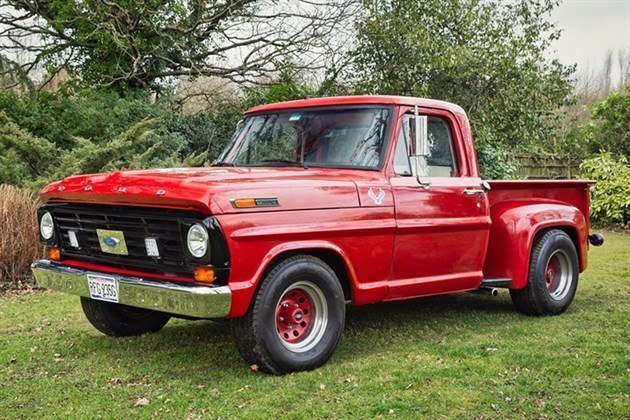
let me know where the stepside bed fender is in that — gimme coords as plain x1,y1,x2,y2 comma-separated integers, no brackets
483,201,588,289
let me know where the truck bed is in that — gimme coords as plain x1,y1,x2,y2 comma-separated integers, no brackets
483,180,594,287
488,180,594,225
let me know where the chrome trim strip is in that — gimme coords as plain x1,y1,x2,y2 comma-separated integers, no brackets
480,278,513,288
30,260,231,318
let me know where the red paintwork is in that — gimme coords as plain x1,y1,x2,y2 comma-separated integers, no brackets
483,180,593,289
60,259,196,283
40,95,594,318
277,288,313,343
546,258,557,290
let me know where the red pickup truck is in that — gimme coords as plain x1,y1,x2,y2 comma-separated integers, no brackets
31,96,603,374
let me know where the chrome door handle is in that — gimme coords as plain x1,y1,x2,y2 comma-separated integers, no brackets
418,180,431,190
463,188,485,196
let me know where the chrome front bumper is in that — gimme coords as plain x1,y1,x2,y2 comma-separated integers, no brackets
31,260,231,318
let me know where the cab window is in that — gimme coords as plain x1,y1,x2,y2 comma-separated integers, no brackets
394,114,457,177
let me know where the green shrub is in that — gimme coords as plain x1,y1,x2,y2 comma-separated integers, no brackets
580,152,630,227
0,111,207,189
475,141,518,180
0,110,58,185
0,89,167,149
162,105,243,163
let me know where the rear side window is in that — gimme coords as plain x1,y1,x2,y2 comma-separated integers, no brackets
394,115,457,177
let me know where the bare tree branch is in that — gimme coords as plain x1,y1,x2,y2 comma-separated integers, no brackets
0,0,360,90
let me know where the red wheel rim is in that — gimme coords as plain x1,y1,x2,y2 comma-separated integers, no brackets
545,257,557,290
276,288,314,344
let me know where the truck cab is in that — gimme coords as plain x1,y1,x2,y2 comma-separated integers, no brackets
31,96,602,374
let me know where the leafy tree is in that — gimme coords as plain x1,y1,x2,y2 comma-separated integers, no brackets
351,0,575,178
0,1,356,92
244,71,317,108
580,86,629,159
0,54,34,92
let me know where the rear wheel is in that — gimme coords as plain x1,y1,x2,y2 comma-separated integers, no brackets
510,229,579,316
232,255,345,374
80,297,170,336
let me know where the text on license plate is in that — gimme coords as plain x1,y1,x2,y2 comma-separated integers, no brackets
87,274,119,303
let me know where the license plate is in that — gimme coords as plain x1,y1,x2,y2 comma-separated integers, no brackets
87,274,119,303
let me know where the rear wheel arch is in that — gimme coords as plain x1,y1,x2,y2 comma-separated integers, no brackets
532,225,582,270
510,228,579,316
515,221,583,289
485,202,587,289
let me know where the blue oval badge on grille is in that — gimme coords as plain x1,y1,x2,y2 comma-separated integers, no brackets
103,236,120,248
96,229,128,255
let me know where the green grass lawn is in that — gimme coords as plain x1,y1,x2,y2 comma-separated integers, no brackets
1,233,628,418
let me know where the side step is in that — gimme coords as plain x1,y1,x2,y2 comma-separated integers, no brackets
481,278,513,288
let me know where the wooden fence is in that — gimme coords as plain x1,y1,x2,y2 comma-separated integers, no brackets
514,154,581,180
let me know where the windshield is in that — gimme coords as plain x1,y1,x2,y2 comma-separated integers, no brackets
217,107,392,169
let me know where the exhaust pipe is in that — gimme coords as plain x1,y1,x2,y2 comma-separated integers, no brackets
588,233,604,246
471,287,499,296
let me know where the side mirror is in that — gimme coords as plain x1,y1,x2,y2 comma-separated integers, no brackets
411,106,429,157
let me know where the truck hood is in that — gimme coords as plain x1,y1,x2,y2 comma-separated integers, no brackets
40,167,361,214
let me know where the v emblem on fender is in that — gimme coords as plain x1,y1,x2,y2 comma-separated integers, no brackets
368,187,385,205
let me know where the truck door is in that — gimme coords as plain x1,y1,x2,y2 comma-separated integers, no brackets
387,109,491,300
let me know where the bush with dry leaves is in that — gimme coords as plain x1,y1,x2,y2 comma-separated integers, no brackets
0,184,42,285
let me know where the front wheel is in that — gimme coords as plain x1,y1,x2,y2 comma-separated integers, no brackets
232,255,345,374
510,229,579,316
80,297,171,336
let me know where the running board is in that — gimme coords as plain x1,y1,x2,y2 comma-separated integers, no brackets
481,278,513,288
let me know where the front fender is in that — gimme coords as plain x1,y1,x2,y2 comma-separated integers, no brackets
227,241,368,318
217,208,395,318
483,201,588,289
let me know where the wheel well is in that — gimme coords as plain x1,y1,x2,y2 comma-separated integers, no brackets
260,249,353,301
534,225,581,266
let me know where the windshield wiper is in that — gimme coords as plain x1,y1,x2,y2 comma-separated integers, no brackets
249,160,309,169
212,161,235,167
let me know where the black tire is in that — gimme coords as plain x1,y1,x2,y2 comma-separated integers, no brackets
80,297,170,337
510,229,579,316
232,255,345,374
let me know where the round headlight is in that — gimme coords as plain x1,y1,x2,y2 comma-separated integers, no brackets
40,212,54,240
187,223,209,258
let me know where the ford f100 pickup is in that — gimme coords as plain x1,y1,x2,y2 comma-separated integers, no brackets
31,96,604,374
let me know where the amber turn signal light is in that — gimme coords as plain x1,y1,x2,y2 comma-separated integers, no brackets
231,198,256,208
48,247,61,261
194,266,215,284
